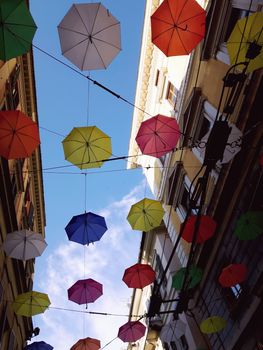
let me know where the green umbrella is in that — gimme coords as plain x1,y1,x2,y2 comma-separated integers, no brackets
172,265,203,290
0,0,37,60
234,211,263,240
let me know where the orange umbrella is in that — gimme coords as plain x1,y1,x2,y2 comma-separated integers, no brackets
218,264,247,288
151,0,206,56
70,337,100,350
0,110,40,159
182,215,217,244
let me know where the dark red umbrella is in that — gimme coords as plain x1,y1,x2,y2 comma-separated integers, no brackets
118,320,146,342
218,264,247,287
182,215,217,243
67,278,103,305
0,110,40,159
151,0,206,56
70,337,100,350
135,114,181,158
122,263,156,289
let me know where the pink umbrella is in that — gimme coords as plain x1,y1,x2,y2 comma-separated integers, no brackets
67,278,103,306
118,320,146,342
135,115,181,158
70,337,100,350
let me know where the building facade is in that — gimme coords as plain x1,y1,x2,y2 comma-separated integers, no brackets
128,0,263,349
0,50,46,348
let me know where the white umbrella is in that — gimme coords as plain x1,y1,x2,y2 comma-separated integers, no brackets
195,122,242,165
57,2,121,71
3,229,47,261
160,319,186,342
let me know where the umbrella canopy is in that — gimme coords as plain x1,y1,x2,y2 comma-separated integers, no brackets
196,122,242,165
13,291,50,317
233,211,263,240
68,278,103,305
227,12,263,73
25,341,53,350
0,0,37,60
118,320,146,342
62,126,112,169
127,198,165,232
182,215,217,244
58,2,121,71
172,265,203,290
160,319,186,342
218,263,247,288
70,337,100,350
65,211,107,245
0,111,40,160
122,263,156,289
3,229,47,261
151,0,206,56
135,115,181,158
200,316,227,334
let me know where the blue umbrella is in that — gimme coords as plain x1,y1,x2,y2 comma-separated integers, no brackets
25,341,53,350
65,212,108,245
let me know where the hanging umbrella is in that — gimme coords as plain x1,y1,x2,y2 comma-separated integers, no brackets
25,341,53,350
200,316,226,334
122,263,156,289
58,3,121,71
13,291,50,317
0,111,40,160
151,0,206,56
227,12,263,73
70,337,100,350
135,115,181,158
233,211,263,240
118,320,146,342
0,0,37,60
65,212,107,245
62,126,112,169
127,198,165,232
172,265,203,290
3,229,47,261
196,122,243,165
68,278,103,305
160,319,186,342
218,263,247,288
182,215,217,244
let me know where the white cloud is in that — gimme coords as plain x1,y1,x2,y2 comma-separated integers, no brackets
31,183,145,350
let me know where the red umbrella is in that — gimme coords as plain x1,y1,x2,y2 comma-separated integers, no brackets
118,320,146,342
182,215,217,243
218,264,247,288
70,337,100,350
151,0,206,56
0,110,40,159
122,263,156,289
135,115,181,158
67,279,103,305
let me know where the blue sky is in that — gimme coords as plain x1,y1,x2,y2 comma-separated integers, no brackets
29,1,148,349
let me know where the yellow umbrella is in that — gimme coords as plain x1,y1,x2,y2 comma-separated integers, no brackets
13,291,51,317
127,198,164,232
227,12,263,73
62,126,112,169
200,316,226,334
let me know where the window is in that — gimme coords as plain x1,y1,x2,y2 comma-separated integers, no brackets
166,162,184,206
176,176,192,221
179,88,204,148
179,335,189,350
216,0,262,64
6,65,20,110
155,69,160,86
166,82,178,108
192,101,217,163
154,253,167,288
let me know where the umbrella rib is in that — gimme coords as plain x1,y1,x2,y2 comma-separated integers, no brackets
4,25,30,52
177,11,205,27
64,143,85,159
2,0,25,22
74,4,93,36
89,36,121,50
5,22,36,28
176,27,189,54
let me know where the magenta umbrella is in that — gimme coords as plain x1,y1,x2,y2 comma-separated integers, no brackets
67,278,103,306
118,320,146,342
135,114,181,158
